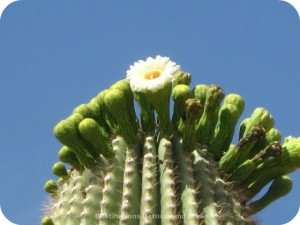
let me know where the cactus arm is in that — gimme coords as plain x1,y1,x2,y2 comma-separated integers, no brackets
139,136,160,225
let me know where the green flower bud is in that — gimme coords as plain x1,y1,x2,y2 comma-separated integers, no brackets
87,97,103,123
250,138,300,193
219,124,266,173
208,104,242,156
193,84,208,107
41,216,54,225
171,84,191,129
96,89,118,133
53,114,98,168
229,142,282,184
266,128,281,142
52,162,69,178
208,94,244,156
236,124,266,148
248,175,292,214
181,99,202,152
103,88,138,144
140,84,173,137
73,104,97,119
44,180,58,196
236,124,266,165
110,79,132,95
223,93,245,115
110,79,139,130
249,128,282,158
185,99,202,123
254,141,282,160
57,177,67,186
78,118,114,158
172,71,191,87
195,85,225,145
133,92,155,134
58,146,83,171
239,107,274,139
245,137,300,197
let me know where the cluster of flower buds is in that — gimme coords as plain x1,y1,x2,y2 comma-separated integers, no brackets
42,56,300,225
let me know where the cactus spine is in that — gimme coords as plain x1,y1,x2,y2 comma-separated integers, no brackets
42,56,300,225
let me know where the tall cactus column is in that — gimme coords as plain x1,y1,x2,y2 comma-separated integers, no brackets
42,56,300,225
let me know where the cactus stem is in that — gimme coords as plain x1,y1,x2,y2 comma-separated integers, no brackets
140,136,160,225
98,137,127,225
193,150,219,225
158,137,180,225
173,137,200,225
120,142,142,225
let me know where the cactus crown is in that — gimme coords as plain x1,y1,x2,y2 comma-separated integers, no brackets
42,56,300,225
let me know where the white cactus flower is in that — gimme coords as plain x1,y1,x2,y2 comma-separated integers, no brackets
126,55,181,93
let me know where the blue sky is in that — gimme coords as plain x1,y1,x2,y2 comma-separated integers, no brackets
0,1,300,224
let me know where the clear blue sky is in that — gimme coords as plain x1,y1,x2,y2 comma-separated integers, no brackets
0,1,300,224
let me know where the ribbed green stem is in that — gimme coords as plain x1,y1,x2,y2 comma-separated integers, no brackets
172,137,200,225
193,150,219,225
80,169,103,225
213,178,235,225
65,170,88,225
120,142,142,225
140,136,160,225
99,137,127,225
51,173,75,224
158,137,179,225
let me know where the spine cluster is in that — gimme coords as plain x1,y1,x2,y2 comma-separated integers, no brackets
42,66,300,225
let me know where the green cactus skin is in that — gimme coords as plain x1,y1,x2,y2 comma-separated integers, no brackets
158,137,180,225
43,65,300,225
140,136,159,225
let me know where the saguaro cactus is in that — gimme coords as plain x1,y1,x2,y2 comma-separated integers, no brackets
42,56,300,225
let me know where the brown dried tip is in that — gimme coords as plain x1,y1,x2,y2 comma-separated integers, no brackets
237,124,266,148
